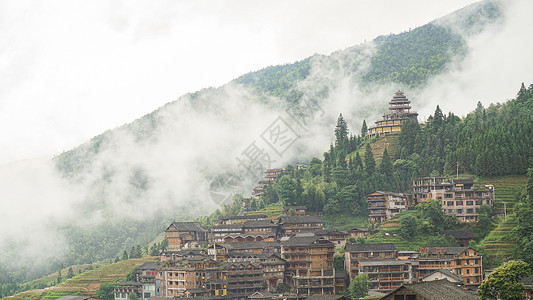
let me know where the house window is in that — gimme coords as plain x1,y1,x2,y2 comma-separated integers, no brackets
467,208,474,214
447,201,454,206
448,209,454,214
467,201,474,205
456,209,463,214
456,201,463,206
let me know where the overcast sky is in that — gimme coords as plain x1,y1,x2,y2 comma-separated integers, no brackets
0,0,482,164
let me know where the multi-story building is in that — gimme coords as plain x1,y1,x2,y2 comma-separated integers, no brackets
209,241,281,262
223,262,267,298
367,191,411,224
265,168,284,182
344,243,398,281
413,177,495,222
366,91,418,137
281,236,336,295
154,257,226,298
278,216,324,237
226,252,286,288
357,259,418,293
114,281,143,300
164,222,208,250
211,219,279,243
417,247,482,290
135,262,157,299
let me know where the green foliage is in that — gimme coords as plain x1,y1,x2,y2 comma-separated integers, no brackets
128,292,139,300
348,273,372,299
478,260,530,300
96,282,116,300
362,23,466,87
364,144,376,175
395,84,533,177
513,168,533,266
334,254,345,271
233,58,311,100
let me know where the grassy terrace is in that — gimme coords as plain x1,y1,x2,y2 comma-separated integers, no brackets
7,257,155,300
244,202,283,219
349,133,400,163
478,175,527,213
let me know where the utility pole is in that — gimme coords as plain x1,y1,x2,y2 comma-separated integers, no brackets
456,161,459,179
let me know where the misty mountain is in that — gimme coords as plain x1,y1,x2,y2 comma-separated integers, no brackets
0,0,512,288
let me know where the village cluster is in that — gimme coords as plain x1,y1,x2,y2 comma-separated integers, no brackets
112,173,496,300
109,92,507,299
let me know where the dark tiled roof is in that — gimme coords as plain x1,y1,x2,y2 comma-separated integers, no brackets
390,279,478,300
118,281,142,287
423,269,465,283
137,261,158,270
213,223,244,229
349,227,369,232
281,236,333,247
220,241,280,250
425,247,470,255
441,229,475,239
166,221,208,232
279,216,324,224
220,214,267,220
306,295,350,300
243,220,278,228
453,178,474,184
369,191,407,198
345,243,397,252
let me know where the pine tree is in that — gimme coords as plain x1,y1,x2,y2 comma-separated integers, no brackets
361,119,367,137
335,114,349,150
379,148,393,176
67,267,74,279
122,250,129,261
364,144,375,175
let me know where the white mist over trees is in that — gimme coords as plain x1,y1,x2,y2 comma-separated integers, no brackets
0,0,532,287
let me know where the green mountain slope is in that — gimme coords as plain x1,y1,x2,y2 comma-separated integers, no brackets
0,1,507,297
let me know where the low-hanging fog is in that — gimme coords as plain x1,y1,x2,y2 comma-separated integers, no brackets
0,0,532,281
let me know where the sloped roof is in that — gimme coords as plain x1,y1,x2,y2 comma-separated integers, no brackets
219,214,267,220
281,236,333,247
243,220,278,228
424,247,470,255
279,216,324,224
137,261,158,270
345,243,397,252
118,281,142,287
453,178,474,185
387,279,478,300
359,260,414,267
220,241,280,250
423,269,465,283
166,221,208,232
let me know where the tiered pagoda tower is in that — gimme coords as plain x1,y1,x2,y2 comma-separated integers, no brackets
366,91,418,137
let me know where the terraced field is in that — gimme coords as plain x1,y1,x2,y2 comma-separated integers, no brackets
348,133,400,163
244,202,283,219
480,216,517,265
478,175,527,213
7,257,155,300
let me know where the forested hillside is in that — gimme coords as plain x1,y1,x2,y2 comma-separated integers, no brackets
0,1,510,297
